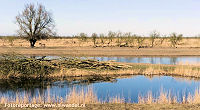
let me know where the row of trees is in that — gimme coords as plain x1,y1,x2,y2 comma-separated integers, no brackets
14,3,183,48
75,31,183,48
0,31,183,48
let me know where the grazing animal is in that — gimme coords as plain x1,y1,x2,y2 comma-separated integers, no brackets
39,43,45,48
138,46,148,49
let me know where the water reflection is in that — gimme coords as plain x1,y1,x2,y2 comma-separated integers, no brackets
0,75,200,103
84,56,200,65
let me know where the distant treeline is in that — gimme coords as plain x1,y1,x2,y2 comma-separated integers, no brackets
0,31,199,48
1,34,200,39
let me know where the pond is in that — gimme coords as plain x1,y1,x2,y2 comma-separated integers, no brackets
34,56,200,65
1,75,200,103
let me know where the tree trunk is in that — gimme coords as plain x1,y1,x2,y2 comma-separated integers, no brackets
29,39,37,48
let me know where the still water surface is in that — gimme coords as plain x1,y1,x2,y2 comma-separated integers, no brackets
2,55,200,102
1,75,200,102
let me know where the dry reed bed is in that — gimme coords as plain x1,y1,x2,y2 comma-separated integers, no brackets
0,87,124,104
49,63,200,79
1,87,200,104
138,87,200,104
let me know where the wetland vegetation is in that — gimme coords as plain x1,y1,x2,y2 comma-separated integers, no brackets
1,54,200,109
1,2,200,110
2,54,200,80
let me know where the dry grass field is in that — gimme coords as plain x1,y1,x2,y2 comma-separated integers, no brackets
1,37,200,48
1,38,200,56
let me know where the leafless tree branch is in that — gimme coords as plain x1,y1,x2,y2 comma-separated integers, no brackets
16,3,56,47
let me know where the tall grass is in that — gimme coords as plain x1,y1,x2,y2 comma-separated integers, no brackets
0,87,99,104
50,63,200,79
0,36,17,46
138,90,177,104
1,87,200,104
138,87,200,104
65,87,99,104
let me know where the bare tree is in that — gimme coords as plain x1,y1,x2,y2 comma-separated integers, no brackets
116,31,122,46
136,36,145,49
124,32,132,47
79,33,87,42
16,4,55,48
169,33,183,48
159,35,166,45
91,33,98,47
107,31,116,45
99,33,105,45
149,30,160,47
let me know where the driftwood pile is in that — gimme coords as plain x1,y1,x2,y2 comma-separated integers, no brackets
0,54,131,78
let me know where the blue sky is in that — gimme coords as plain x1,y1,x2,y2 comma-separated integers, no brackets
0,0,200,36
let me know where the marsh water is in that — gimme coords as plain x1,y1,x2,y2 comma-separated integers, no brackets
0,75,200,102
1,55,200,102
